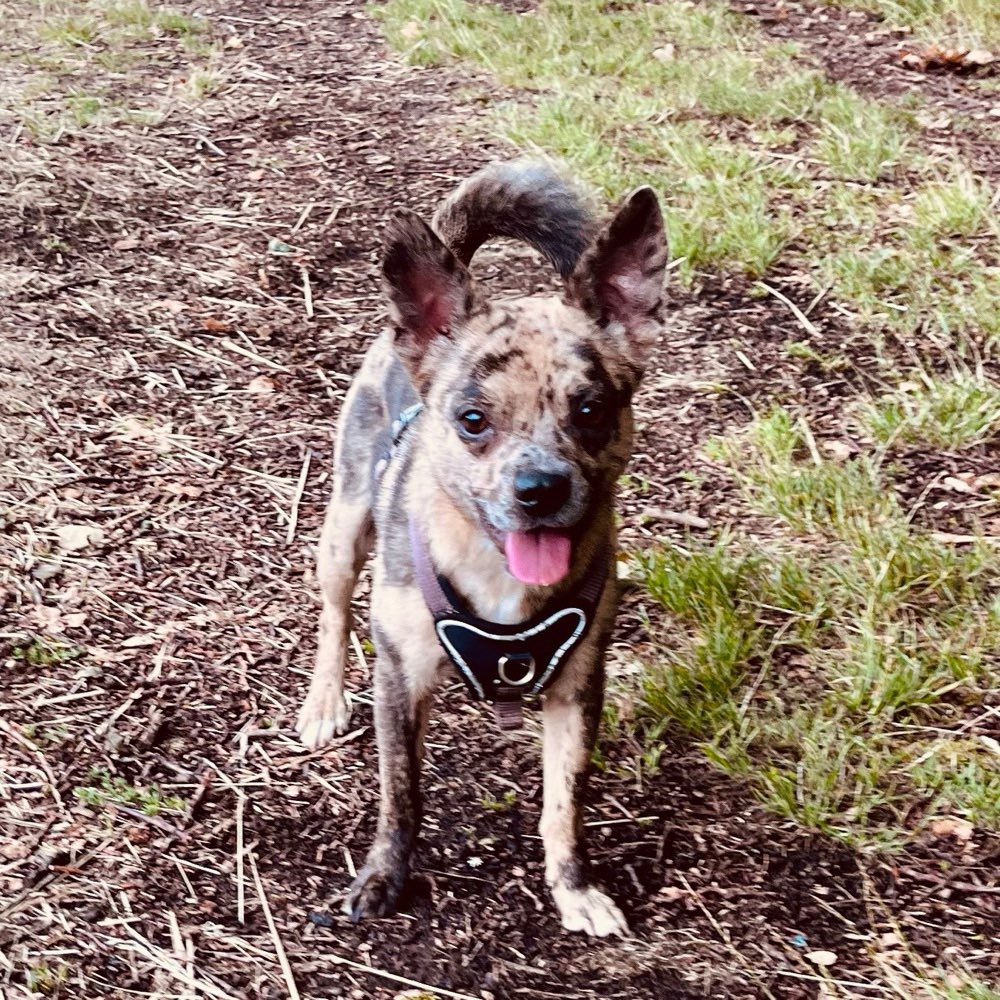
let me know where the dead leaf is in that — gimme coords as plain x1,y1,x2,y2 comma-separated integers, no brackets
202,317,230,333
805,950,837,967
653,43,676,61
0,841,30,860
929,817,974,842
64,612,88,628
943,475,974,493
121,634,158,649
113,237,141,250
54,524,104,552
246,374,276,394
115,417,175,453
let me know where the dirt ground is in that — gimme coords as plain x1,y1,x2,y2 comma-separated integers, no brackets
1,1,998,997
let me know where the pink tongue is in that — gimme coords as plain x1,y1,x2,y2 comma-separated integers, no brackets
504,530,572,586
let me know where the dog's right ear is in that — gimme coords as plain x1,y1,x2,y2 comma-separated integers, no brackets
382,210,480,382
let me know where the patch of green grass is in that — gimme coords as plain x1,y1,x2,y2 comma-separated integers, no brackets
860,370,1000,448
73,769,185,816
637,408,1000,846
13,638,86,666
185,63,223,97
26,962,68,996
38,16,99,46
814,89,915,180
378,0,1000,347
824,0,1000,48
377,0,859,277
911,739,1000,827
3,0,219,138
480,789,518,812
65,91,106,126
912,167,995,238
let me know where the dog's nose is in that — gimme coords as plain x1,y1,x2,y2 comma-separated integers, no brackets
514,470,571,518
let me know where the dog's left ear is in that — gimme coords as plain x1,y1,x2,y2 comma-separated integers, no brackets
382,209,480,385
565,187,667,363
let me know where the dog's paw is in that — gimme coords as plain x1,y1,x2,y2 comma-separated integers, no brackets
552,884,629,938
341,864,404,923
296,689,351,748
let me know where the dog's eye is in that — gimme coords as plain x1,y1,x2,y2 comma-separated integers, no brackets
458,409,490,437
574,399,607,429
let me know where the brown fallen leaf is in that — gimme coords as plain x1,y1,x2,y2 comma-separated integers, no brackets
202,317,230,333
929,817,974,842
898,43,996,73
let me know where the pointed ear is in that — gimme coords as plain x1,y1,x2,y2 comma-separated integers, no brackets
382,210,480,380
565,187,667,363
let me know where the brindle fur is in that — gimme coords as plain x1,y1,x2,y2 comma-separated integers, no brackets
298,160,667,937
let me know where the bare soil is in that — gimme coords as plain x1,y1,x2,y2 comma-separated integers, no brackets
1,1,998,998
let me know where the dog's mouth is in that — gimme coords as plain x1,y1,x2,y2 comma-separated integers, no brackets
503,528,573,587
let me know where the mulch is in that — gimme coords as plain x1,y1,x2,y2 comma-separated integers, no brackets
1,0,998,997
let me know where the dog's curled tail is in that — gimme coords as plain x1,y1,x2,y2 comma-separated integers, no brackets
432,159,597,279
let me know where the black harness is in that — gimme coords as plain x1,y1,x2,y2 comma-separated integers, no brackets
384,405,609,730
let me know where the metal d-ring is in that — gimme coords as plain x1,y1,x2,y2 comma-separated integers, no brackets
497,652,536,687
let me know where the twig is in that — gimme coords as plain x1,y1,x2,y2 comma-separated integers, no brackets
248,851,301,1000
118,923,238,1000
151,331,239,368
755,280,821,339
323,952,482,1000
300,267,314,320
236,792,247,925
290,202,314,236
220,337,290,372
677,874,779,1000
286,450,311,545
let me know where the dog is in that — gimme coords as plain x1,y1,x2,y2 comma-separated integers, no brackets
297,160,667,937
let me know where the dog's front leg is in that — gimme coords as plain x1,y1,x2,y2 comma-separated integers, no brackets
541,666,628,938
342,596,436,921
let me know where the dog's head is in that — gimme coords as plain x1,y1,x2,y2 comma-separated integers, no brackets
383,188,667,587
